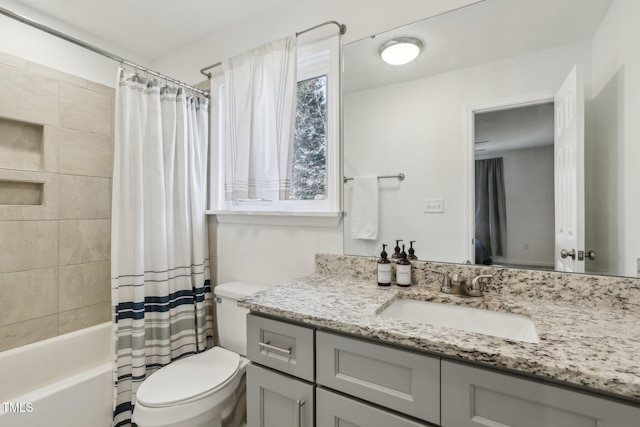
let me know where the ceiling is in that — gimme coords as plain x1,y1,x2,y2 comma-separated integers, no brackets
343,0,614,93
475,103,554,153
8,0,298,60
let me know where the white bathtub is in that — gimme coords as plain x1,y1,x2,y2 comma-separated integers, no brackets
0,322,113,427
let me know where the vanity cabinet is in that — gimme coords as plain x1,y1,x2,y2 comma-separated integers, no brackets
246,313,640,427
246,364,314,427
316,330,440,424
246,313,314,382
441,361,640,427
316,388,429,427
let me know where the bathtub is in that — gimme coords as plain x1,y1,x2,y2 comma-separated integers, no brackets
0,322,113,427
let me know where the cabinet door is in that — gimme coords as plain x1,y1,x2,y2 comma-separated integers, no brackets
316,388,429,427
247,314,315,382
441,360,640,427
316,330,440,425
246,364,314,427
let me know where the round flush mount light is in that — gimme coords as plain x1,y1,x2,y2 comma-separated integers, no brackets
378,37,423,65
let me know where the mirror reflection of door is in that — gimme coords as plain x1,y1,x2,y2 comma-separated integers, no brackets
554,64,585,273
474,102,555,270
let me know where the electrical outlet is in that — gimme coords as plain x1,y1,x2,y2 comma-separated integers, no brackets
424,198,444,213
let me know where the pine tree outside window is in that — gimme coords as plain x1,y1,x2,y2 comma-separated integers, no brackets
291,75,327,201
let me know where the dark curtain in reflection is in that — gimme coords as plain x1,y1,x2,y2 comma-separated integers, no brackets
475,158,507,259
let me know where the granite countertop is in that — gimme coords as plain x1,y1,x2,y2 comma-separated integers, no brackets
239,272,640,403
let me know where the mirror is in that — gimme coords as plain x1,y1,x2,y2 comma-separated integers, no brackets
343,0,640,277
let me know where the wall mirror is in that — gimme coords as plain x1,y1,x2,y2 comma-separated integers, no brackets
342,0,640,277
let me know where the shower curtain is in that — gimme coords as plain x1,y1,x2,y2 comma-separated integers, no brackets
475,157,507,259
111,68,213,427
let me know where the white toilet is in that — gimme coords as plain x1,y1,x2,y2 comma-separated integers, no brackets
132,282,270,427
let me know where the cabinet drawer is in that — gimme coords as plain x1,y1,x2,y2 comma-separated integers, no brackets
316,387,429,427
247,314,314,382
246,364,314,427
441,360,640,427
316,331,440,424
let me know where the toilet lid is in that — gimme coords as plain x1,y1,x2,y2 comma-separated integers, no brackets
136,347,240,407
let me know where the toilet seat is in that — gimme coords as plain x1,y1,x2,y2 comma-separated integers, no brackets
136,347,241,408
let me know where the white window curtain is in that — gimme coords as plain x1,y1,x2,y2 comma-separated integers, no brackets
223,35,297,200
111,68,212,427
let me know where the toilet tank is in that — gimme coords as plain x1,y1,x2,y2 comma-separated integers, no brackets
214,282,271,356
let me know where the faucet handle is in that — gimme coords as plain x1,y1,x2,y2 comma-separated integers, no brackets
469,274,493,296
429,270,452,292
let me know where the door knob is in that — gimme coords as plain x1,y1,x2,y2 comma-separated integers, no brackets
560,249,576,260
586,250,596,261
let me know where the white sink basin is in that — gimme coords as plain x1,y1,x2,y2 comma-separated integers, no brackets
380,299,539,344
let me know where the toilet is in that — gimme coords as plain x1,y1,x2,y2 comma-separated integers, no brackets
132,282,270,427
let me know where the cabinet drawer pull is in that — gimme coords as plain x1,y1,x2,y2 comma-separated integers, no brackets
295,399,305,427
258,341,292,355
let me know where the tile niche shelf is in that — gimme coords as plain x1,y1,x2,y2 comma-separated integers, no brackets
0,117,45,207
0,180,44,206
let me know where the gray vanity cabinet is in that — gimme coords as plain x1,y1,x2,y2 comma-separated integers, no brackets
316,388,429,427
316,330,440,425
441,361,640,427
246,314,316,427
247,313,640,427
246,364,314,427
246,314,314,382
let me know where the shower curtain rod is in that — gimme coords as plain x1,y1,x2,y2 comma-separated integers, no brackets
0,6,209,97
199,20,347,79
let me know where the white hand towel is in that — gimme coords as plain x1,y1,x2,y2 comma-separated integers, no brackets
350,176,379,240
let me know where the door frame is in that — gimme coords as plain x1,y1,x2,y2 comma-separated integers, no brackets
463,91,556,264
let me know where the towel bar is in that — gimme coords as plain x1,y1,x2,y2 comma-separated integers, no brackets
343,173,405,183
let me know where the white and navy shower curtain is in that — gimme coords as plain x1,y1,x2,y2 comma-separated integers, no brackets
111,68,213,427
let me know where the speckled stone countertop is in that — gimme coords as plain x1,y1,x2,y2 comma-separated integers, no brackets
239,254,640,403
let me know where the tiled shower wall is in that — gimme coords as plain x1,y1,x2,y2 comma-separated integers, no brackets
0,51,113,352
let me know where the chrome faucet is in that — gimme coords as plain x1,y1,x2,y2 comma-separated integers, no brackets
430,270,493,297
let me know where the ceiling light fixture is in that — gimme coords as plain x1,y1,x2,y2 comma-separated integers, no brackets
378,37,423,65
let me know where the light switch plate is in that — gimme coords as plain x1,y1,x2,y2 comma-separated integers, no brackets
424,198,444,213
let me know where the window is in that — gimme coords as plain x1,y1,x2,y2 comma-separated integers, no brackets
209,36,340,215
291,75,327,201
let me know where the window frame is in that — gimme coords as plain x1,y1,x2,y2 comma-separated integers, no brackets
208,36,341,215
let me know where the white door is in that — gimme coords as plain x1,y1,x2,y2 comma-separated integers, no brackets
554,64,585,272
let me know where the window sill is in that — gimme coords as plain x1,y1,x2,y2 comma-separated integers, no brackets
206,210,343,228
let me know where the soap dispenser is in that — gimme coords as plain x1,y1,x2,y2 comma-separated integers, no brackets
377,244,391,286
396,244,412,287
408,241,417,260
391,240,403,259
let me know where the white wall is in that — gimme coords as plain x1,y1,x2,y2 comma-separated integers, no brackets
215,220,343,286
591,0,640,277
0,0,149,87
344,41,592,263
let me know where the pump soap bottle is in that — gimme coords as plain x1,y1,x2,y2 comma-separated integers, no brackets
396,244,412,287
408,241,418,260
377,244,392,286
391,240,403,259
